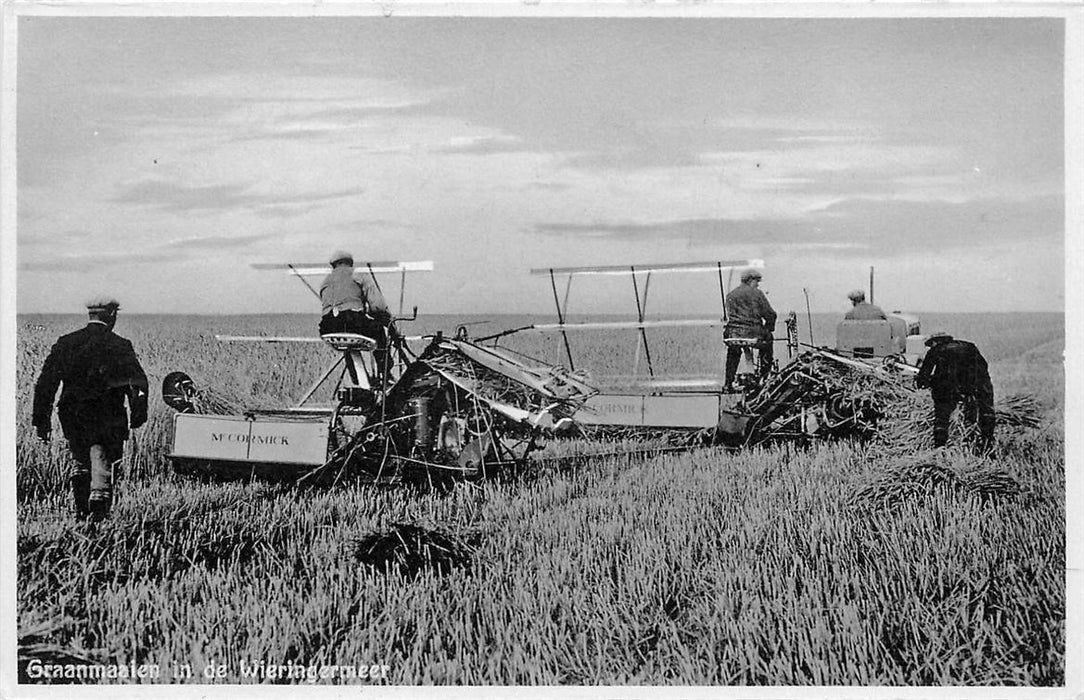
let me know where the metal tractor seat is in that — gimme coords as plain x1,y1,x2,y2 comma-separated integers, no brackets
301,333,379,398
724,337,761,381
320,332,378,352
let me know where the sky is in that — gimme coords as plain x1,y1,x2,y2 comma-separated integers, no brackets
13,16,1067,315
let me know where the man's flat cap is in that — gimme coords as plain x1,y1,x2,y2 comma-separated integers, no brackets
740,268,763,283
847,289,866,302
86,296,120,313
329,250,354,265
925,331,953,346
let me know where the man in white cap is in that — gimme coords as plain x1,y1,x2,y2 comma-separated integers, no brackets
32,296,149,519
723,268,777,390
318,251,393,382
843,289,887,320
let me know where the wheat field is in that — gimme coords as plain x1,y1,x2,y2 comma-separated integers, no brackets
13,312,1066,686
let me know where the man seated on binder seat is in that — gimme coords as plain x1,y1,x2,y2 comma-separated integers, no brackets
723,268,777,392
319,250,394,385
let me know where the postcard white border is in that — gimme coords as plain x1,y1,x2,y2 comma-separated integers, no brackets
1,2,1080,699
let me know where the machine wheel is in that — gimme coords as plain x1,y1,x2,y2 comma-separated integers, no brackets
162,371,197,413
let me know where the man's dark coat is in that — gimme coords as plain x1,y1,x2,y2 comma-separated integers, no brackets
33,323,149,446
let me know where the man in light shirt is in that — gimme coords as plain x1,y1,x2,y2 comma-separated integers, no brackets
319,250,393,384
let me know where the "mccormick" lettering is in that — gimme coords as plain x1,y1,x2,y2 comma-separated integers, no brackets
595,402,639,415
210,433,290,446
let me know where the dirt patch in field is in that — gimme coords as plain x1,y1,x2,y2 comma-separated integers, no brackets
351,522,479,578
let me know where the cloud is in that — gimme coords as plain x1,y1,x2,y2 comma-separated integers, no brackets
701,142,952,176
556,118,886,172
772,135,874,145
742,168,970,199
17,229,93,247
436,136,531,155
301,102,448,124
161,232,274,250
561,147,703,171
112,102,435,150
226,127,341,144
165,72,445,111
19,230,278,272
18,249,179,272
813,195,1063,254
528,181,573,192
221,102,451,145
331,218,414,233
110,179,362,217
92,73,451,150
101,93,250,128
111,180,253,213
534,194,1063,257
274,188,362,206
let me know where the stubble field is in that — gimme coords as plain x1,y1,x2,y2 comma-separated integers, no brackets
13,312,1066,685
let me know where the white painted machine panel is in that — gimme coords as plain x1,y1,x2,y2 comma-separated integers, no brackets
579,394,645,426
642,395,721,428
577,394,721,428
171,413,329,465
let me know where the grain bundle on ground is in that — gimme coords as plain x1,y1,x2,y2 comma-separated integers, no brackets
850,449,1020,508
872,388,1043,451
351,522,479,578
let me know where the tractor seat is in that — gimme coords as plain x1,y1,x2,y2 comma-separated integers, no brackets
321,332,377,352
723,337,761,348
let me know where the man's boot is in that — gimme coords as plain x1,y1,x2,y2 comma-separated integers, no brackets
87,444,113,519
69,470,91,519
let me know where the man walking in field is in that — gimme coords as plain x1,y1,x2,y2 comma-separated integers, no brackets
32,297,149,519
914,331,995,453
723,268,777,391
318,250,395,384
843,289,887,320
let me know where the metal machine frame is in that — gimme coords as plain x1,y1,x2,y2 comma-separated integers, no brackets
477,260,777,433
